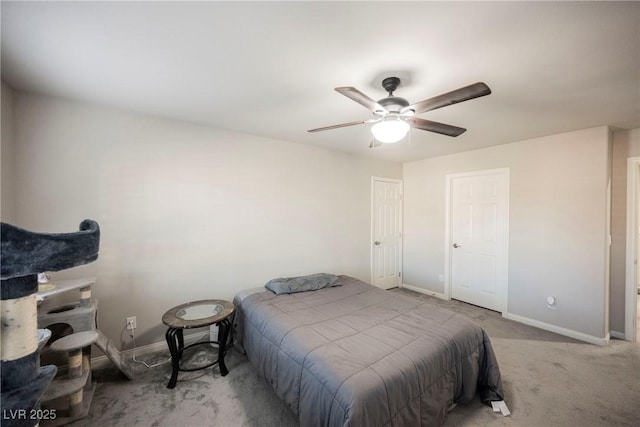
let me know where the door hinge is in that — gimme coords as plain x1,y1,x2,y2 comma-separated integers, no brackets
399,271,402,277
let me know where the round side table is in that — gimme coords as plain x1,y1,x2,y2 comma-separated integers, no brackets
161,299,235,389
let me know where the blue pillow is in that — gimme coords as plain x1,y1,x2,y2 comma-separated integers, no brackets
265,273,342,295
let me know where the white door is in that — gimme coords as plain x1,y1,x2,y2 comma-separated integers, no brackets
447,169,509,312
626,158,640,342
372,178,402,289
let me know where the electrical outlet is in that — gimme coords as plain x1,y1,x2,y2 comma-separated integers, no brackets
126,316,137,330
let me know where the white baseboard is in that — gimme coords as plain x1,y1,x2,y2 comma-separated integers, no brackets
401,283,448,301
92,340,163,370
610,330,626,340
504,312,610,346
91,331,209,369
400,284,611,346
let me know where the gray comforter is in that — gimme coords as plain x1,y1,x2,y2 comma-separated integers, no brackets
235,275,504,426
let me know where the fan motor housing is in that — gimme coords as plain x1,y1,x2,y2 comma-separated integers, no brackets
379,96,410,113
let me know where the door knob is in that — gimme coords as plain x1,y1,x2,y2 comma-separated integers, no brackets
374,241,381,245
453,243,461,248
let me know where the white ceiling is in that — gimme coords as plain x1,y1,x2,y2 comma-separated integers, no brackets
2,1,639,163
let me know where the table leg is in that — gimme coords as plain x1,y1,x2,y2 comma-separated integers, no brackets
177,328,184,349
217,318,230,376
165,327,182,389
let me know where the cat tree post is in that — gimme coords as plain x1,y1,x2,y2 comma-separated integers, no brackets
1,274,57,427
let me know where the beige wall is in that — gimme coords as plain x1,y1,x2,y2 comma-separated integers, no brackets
403,127,611,339
9,91,402,348
610,128,640,334
1,82,16,223
5,85,635,345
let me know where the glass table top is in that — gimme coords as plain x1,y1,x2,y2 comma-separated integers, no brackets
176,303,224,321
162,299,235,329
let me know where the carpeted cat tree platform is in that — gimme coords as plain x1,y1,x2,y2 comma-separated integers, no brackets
1,220,100,427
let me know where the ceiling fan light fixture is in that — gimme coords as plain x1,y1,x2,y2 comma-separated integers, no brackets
371,117,410,143
308,78,491,144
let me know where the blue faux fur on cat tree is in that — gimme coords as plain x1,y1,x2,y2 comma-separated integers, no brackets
1,219,100,281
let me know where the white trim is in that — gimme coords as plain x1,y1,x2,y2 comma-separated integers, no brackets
444,168,510,314
504,312,610,346
91,331,206,370
92,340,159,369
444,178,453,300
401,283,448,300
610,330,626,340
371,177,403,288
624,157,640,342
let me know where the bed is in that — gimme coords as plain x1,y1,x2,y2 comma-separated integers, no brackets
234,274,504,426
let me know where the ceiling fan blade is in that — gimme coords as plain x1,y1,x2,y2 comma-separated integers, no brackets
407,117,467,137
407,82,491,114
335,87,386,113
307,118,377,133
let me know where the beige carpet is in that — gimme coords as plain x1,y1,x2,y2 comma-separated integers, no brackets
72,289,640,427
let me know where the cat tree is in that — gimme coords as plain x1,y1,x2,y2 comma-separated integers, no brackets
0,220,100,427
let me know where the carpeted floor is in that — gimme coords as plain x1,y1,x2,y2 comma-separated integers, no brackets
72,289,640,427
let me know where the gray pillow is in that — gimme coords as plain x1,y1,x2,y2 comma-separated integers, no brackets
265,273,342,295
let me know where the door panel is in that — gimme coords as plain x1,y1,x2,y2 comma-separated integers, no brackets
452,249,472,289
478,252,497,294
372,179,402,289
449,171,508,312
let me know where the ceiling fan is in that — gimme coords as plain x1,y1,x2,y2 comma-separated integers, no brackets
308,77,491,148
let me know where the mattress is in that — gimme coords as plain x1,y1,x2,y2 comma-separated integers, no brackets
234,275,503,426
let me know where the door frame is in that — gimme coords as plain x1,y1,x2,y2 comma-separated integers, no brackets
371,177,403,288
444,168,510,314
624,157,639,342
